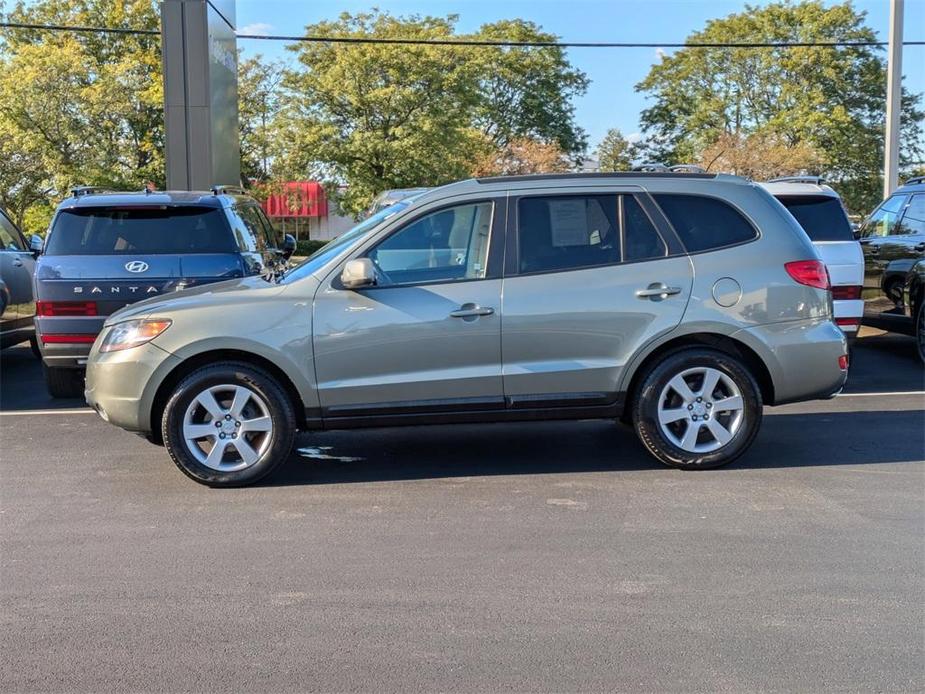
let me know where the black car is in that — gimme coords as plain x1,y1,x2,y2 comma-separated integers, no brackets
0,208,41,351
34,186,295,397
857,176,925,362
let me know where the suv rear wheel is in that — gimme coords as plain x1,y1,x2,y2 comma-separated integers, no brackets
161,362,296,487
632,348,762,469
44,365,84,399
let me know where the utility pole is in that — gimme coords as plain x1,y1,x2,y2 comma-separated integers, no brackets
884,0,904,198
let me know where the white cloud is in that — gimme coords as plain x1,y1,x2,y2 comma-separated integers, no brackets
626,132,643,144
238,22,273,36
655,47,667,60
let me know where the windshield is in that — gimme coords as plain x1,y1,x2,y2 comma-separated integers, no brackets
46,207,234,255
776,195,854,242
281,200,413,283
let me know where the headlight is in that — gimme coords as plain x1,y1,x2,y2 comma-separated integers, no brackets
99,319,172,353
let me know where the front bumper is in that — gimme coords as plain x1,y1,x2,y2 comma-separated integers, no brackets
734,318,848,405
85,341,181,433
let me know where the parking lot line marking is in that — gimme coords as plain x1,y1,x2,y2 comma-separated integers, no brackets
838,391,925,398
0,408,95,416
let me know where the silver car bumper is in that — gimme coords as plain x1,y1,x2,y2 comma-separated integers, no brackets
85,341,180,433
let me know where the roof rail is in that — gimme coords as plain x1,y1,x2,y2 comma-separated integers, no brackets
211,184,247,196
632,162,671,172
70,185,115,198
669,164,706,174
768,175,825,185
902,175,925,187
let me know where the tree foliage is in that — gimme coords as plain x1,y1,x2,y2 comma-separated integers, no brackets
238,52,285,183
596,129,639,172
0,0,162,227
279,10,588,215
471,136,570,177
635,0,924,213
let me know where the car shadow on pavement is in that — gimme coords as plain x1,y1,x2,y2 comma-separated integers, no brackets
259,408,925,487
0,344,87,411
845,333,924,394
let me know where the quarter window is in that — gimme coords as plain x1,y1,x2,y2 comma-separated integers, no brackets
652,194,758,252
368,202,493,286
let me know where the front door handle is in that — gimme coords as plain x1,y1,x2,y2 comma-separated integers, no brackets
450,303,495,319
914,242,925,252
636,283,682,300
11,258,23,267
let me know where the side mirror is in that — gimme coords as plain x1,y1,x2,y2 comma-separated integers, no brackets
281,233,296,259
340,258,377,289
29,234,43,257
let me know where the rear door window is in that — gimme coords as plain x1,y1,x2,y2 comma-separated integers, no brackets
621,195,667,261
0,211,24,251
651,194,758,252
517,195,620,273
896,194,925,236
45,207,235,255
859,195,909,238
775,195,854,242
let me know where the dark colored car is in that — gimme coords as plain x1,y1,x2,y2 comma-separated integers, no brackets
857,176,925,361
34,187,295,397
0,208,41,351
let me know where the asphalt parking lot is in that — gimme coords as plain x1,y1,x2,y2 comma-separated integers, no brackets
1,332,923,693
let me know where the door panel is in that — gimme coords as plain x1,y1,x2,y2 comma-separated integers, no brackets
312,198,505,416
501,257,693,402
313,280,503,413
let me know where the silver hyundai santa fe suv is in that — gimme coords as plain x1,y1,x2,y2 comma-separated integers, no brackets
85,173,848,486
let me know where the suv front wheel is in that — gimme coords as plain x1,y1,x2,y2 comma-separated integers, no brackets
162,362,296,486
632,348,762,469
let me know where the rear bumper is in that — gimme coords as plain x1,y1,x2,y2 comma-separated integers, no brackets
734,318,848,405
35,316,102,369
85,341,181,433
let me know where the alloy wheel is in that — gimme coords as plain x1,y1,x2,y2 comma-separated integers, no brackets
182,384,273,471
656,366,745,453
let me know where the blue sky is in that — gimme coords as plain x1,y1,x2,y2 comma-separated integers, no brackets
236,0,924,153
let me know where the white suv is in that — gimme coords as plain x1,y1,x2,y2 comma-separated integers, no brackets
761,178,863,340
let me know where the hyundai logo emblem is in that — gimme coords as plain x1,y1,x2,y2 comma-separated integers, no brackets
125,260,149,273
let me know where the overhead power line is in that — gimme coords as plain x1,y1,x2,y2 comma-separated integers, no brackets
1,21,923,48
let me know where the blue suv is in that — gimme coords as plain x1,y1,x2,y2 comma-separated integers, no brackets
34,186,295,397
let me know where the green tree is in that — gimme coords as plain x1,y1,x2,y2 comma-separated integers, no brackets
279,10,590,215
469,20,588,158
238,52,285,183
635,0,924,214
280,11,482,216
0,0,164,203
596,128,639,171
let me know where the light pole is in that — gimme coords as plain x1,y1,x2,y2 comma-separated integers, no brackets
884,0,904,198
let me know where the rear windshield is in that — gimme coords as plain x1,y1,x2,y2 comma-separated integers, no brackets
45,207,235,255
775,195,853,242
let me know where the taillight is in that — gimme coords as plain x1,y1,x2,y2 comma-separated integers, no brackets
835,318,860,328
36,301,97,317
831,285,862,300
784,260,830,290
838,355,849,370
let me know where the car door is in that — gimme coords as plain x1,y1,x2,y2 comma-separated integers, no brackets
859,193,911,318
0,211,35,329
501,190,693,409
312,197,506,420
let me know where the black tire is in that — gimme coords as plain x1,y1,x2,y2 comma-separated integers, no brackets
44,365,85,399
29,335,41,359
161,361,296,487
632,348,762,470
915,302,925,365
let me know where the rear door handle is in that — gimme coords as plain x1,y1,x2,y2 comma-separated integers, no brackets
450,303,494,318
636,283,682,300
11,258,23,267
915,242,925,252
